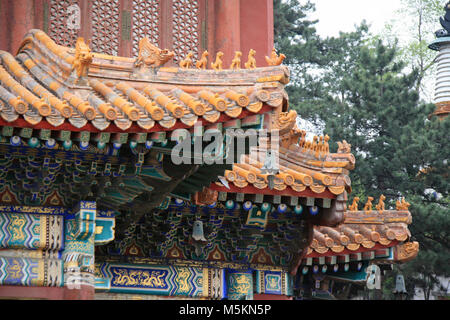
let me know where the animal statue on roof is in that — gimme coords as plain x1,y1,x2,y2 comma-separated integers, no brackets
363,196,374,213
375,194,386,212
71,37,93,81
337,140,352,153
134,37,174,69
323,135,330,154
349,197,359,211
196,50,209,69
179,51,194,69
245,49,257,69
211,51,224,71
265,48,286,66
277,109,297,132
230,51,242,70
396,197,411,211
299,130,307,148
436,1,450,37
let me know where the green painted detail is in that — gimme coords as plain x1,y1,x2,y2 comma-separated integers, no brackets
121,178,154,191
43,2,49,34
57,130,71,141
113,133,128,144
93,132,110,143
2,126,13,137
227,272,253,300
19,128,33,138
150,132,166,143
95,277,111,290
241,114,261,127
223,119,241,129
39,129,51,140
121,10,131,41
95,217,115,245
139,166,171,181
131,133,147,143
157,197,171,210
103,191,129,200
80,131,90,143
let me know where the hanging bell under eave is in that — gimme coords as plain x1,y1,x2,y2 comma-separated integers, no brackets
260,150,279,175
192,220,207,242
393,274,407,294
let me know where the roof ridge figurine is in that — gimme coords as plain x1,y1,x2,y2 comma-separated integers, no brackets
134,37,174,70
396,197,411,211
363,196,374,213
195,50,209,69
375,194,386,213
211,51,224,71
244,49,257,69
230,51,242,70
179,51,194,69
349,196,359,211
71,37,93,84
265,47,286,66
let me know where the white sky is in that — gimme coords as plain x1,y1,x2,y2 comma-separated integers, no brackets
310,0,404,38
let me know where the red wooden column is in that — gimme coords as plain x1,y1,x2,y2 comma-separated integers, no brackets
119,0,133,57
63,285,95,300
205,0,216,56
0,285,65,300
214,0,241,67
79,0,93,44
0,0,11,51
34,0,46,32
240,0,274,68
1,0,38,54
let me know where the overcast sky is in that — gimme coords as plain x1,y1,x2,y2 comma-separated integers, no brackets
310,0,404,38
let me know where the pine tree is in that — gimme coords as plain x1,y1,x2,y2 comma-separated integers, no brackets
273,1,449,299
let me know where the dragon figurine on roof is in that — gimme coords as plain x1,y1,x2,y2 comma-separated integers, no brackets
134,37,175,70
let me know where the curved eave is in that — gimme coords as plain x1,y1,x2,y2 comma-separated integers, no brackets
210,181,337,199
3,29,290,133
304,209,415,258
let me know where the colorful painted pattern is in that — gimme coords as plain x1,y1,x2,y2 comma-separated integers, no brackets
255,270,293,296
226,271,253,300
0,211,63,250
0,256,63,286
97,263,207,297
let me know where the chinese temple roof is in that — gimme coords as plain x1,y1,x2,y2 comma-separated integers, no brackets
305,209,415,259
99,194,417,275
211,127,354,199
0,30,293,213
0,29,288,133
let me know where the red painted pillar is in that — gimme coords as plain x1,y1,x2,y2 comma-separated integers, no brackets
8,0,37,54
118,0,132,57
0,285,66,300
214,0,240,67
0,0,11,52
240,0,274,68
205,0,216,55
80,0,93,44
63,285,95,300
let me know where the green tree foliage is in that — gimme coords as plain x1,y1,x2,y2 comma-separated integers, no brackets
380,0,443,100
274,0,449,299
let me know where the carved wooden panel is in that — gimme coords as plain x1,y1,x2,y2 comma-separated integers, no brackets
91,0,120,56
48,0,80,47
132,0,160,57
172,0,201,63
